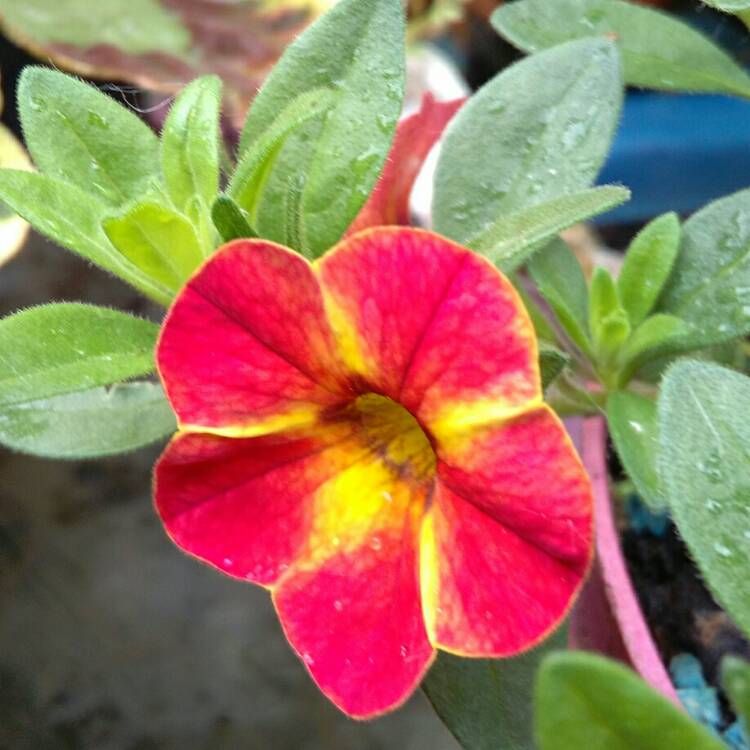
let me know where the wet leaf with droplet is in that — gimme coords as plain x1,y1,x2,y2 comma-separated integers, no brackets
659,361,750,639
658,187,750,347
0,304,171,459
607,391,664,511
493,0,750,98
433,37,622,244
238,0,405,256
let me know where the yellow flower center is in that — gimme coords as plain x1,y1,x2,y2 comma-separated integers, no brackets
350,393,436,483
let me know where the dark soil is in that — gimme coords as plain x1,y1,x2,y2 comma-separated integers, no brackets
621,522,750,686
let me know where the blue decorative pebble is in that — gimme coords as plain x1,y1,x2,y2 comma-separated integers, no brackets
671,654,706,690
671,655,723,731
723,720,749,750
677,687,723,730
625,494,669,538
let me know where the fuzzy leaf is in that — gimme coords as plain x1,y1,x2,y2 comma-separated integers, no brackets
535,652,727,750
18,66,160,205
0,170,171,304
659,361,750,639
513,277,558,344
702,0,750,12
607,391,664,510
540,348,570,392
618,314,692,382
528,239,592,358
658,187,750,347
0,303,158,407
469,185,630,272
589,267,621,334
238,0,405,256
103,202,205,292
228,87,336,235
433,37,622,244
423,625,567,750
0,382,176,458
619,212,680,327
161,75,222,214
212,196,257,243
0,123,32,267
493,0,750,98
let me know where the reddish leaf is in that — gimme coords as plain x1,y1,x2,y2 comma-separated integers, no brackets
0,0,322,127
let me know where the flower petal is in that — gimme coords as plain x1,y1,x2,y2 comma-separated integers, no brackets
420,406,592,656
346,95,464,234
316,228,540,436
154,421,361,586
273,452,434,718
158,239,349,436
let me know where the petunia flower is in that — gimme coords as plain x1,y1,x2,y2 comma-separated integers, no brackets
154,227,593,718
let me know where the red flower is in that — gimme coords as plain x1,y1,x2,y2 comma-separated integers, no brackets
154,227,593,718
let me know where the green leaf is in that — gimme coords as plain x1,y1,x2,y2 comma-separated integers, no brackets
433,37,622,244
18,66,160,205
595,311,631,369
228,87,336,237
211,195,257,243
619,212,680,327
103,202,205,292
589,267,630,364
0,170,172,304
540,347,571,392
469,185,630,272
722,656,750,724
702,0,750,13
0,303,169,459
492,0,750,99
658,187,750,347
528,239,592,358
513,276,558,344
0,303,158,407
607,391,664,510
237,0,405,256
0,382,176,459
0,122,32,264
535,651,727,750
161,75,222,214
423,625,567,750
618,314,692,383
589,267,620,332
0,0,190,56
659,361,750,639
